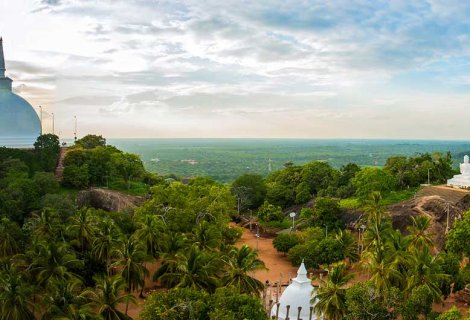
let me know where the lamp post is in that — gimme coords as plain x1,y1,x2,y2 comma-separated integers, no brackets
256,224,260,251
51,112,55,135
74,115,77,142
289,212,296,231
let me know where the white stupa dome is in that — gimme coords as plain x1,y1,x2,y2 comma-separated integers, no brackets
0,38,41,148
271,262,322,320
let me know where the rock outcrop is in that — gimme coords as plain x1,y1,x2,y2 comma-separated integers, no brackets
77,188,146,212
388,186,470,249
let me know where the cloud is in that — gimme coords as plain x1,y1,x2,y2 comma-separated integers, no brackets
2,0,468,138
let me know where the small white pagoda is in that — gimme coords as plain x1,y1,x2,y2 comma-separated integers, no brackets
447,155,470,189
270,262,322,320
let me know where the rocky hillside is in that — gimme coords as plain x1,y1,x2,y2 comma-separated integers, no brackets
77,188,146,212
388,186,470,249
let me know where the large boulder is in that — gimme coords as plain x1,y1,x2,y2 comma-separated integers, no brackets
77,188,145,212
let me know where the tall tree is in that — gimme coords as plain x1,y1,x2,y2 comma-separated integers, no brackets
313,263,354,320
222,245,267,295
0,267,35,320
82,275,135,320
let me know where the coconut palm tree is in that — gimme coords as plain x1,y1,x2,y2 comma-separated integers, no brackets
41,279,98,320
334,230,359,265
29,208,62,240
111,237,148,313
82,275,135,320
191,220,222,251
222,244,267,295
134,214,162,259
92,218,121,275
67,209,96,253
31,241,83,288
362,245,403,296
153,231,186,288
312,263,354,320
407,215,434,251
0,217,21,258
0,267,35,320
406,246,448,301
158,245,221,292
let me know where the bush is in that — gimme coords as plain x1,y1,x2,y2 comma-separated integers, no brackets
273,233,299,255
312,197,344,230
257,201,284,222
33,172,59,195
436,307,462,320
62,164,89,189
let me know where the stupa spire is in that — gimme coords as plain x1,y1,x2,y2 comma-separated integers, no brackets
0,37,5,77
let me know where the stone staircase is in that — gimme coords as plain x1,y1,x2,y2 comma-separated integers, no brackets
54,147,69,180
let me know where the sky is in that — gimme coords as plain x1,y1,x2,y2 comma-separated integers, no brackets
0,0,469,139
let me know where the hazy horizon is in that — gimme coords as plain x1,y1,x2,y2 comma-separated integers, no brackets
1,1,469,139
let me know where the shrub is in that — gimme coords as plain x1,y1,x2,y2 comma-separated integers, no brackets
273,233,299,255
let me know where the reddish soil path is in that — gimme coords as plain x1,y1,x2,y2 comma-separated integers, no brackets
236,226,298,284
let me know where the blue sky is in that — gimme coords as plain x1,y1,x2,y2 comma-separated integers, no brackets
0,0,469,138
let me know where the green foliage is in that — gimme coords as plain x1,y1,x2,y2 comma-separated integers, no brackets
313,263,354,320
209,287,268,320
140,287,209,320
257,201,284,222
231,173,267,209
352,167,397,201
345,282,400,320
140,287,268,320
111,152,145,188
446,210,470,258
62,164,90,188
311,197,344,230
34,134,61,171
273,233,299,255
75,134,107,149
436,306,462,320
33,171,59,195
402,285,434,320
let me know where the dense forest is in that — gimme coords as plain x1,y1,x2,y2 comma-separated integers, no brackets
0,134,469,319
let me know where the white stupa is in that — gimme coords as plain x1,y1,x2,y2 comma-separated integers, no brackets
447,155,470,189
271,262,322,320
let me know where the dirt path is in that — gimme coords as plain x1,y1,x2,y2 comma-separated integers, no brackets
235,226,298,285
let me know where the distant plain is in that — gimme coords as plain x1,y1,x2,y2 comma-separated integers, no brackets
107,139,470,182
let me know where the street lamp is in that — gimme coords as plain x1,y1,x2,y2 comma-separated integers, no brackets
51,112,55,135
289,212,296,231
256,224,260,251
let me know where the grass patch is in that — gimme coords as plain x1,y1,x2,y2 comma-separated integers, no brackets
259,219,291,230
339,198,360,210
381,187,419,206
108,179,149,196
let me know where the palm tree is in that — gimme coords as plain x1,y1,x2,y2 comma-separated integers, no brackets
134,214,162,259
222,245,267,295
388,229,412,290
92,218,121,275
0,217,21,258
313,263,354,320
29,208,62,240
334,230,358,265
112,237,149,313
0,267,35,320
407,215,434,251
42,279,98,320
67,209,96,253
406,246,448,301
153,232,186,288
31,241,83,288
362,245,403,295
158,245,221,292
191,221,222,251
82,275,135,320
